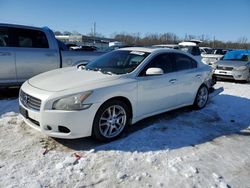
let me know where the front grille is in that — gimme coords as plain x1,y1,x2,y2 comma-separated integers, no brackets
20,90,41,111
214,74,234,79
217,66,233,71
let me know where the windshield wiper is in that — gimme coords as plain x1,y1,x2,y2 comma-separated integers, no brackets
85,67,100,71
86,67,115,75
98,69,114,75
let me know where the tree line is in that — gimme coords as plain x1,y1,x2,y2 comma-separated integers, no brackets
54,30,250,49
113,33,250,49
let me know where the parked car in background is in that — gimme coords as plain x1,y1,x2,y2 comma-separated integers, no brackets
66,44,98,51
65,43,81,50
78,46,97,51
178,41,202,62
199,47,212,54
211,49,228,55
152,44,180,49
19,47,212,141
202,48,229,65
213,50,250,82
0,23,104,87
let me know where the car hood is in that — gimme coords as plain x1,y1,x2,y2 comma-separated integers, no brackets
216,60,248,68
28,67,121,92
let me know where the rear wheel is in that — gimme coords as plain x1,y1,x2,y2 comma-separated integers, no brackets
92,100,130,142
246,72,250,83
193,85,209,109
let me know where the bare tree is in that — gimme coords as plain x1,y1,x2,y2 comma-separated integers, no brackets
237,36,248,49
63,31,72,36
54,31,62,36
112,32,250,49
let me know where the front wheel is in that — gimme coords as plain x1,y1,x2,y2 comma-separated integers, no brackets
193,85,209,109
92,100,130,142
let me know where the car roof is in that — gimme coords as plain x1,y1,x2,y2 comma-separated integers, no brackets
117,47,179,53
178,42,197,46
152,44,179,47
0,23,47,31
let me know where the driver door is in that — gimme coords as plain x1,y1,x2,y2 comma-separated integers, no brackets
136,53,180,117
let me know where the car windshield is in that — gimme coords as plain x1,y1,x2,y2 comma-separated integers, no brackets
211,49,227,55
85,50,149,75
223,50,250,61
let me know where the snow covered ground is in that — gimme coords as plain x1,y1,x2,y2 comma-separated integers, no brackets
0,82,250,188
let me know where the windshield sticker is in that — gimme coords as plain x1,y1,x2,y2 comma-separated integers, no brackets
130,51,145,56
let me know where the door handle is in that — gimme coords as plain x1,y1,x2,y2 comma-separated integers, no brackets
169,79,177,84
0,52,11,56
195,74,201,78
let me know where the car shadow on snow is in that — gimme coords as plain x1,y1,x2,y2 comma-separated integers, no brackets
56,88,250,152
217,79,250,85
0,87,20,100
54,107,194,151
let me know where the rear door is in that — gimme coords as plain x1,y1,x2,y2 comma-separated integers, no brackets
12,28,59,82
172,53,201,105
0,26,17,85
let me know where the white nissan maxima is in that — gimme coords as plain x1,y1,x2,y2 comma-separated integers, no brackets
19,47,212,141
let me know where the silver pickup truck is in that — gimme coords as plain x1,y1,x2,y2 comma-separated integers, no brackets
0,23,104,87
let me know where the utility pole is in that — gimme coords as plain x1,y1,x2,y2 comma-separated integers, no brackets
93,22,96,44
213,36,215,48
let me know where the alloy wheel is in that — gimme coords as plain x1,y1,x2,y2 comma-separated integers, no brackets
197,86,208,108
98,105,127,138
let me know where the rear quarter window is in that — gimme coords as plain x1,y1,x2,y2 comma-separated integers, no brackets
13,28,49,48
0,27,10,47
174,53,197,71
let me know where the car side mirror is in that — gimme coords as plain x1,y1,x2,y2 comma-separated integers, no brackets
146,67,164,76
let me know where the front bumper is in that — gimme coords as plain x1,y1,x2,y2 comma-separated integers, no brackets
19,82,101,139
213,69,249,81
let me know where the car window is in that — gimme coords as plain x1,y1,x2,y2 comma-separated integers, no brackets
174,53,197,71
139,53,174,76
85,50,149,75
0,27,10,47
12,28,49,48
179,46,201,56
191,47,201,56
200,48,205,53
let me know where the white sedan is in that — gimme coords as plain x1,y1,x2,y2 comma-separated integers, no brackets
19,47,212,141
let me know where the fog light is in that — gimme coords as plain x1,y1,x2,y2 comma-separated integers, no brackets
58,126,70,133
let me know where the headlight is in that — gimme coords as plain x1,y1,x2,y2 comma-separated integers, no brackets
234,66,247,71
52,91,93,111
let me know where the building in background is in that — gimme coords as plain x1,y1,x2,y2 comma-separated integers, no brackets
55,34,117,50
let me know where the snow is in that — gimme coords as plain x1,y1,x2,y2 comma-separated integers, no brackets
0,82,250,188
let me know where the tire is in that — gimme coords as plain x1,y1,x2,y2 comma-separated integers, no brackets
193,84,209,110
212,76,217,85
246,72,250,83
92,100,131,142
